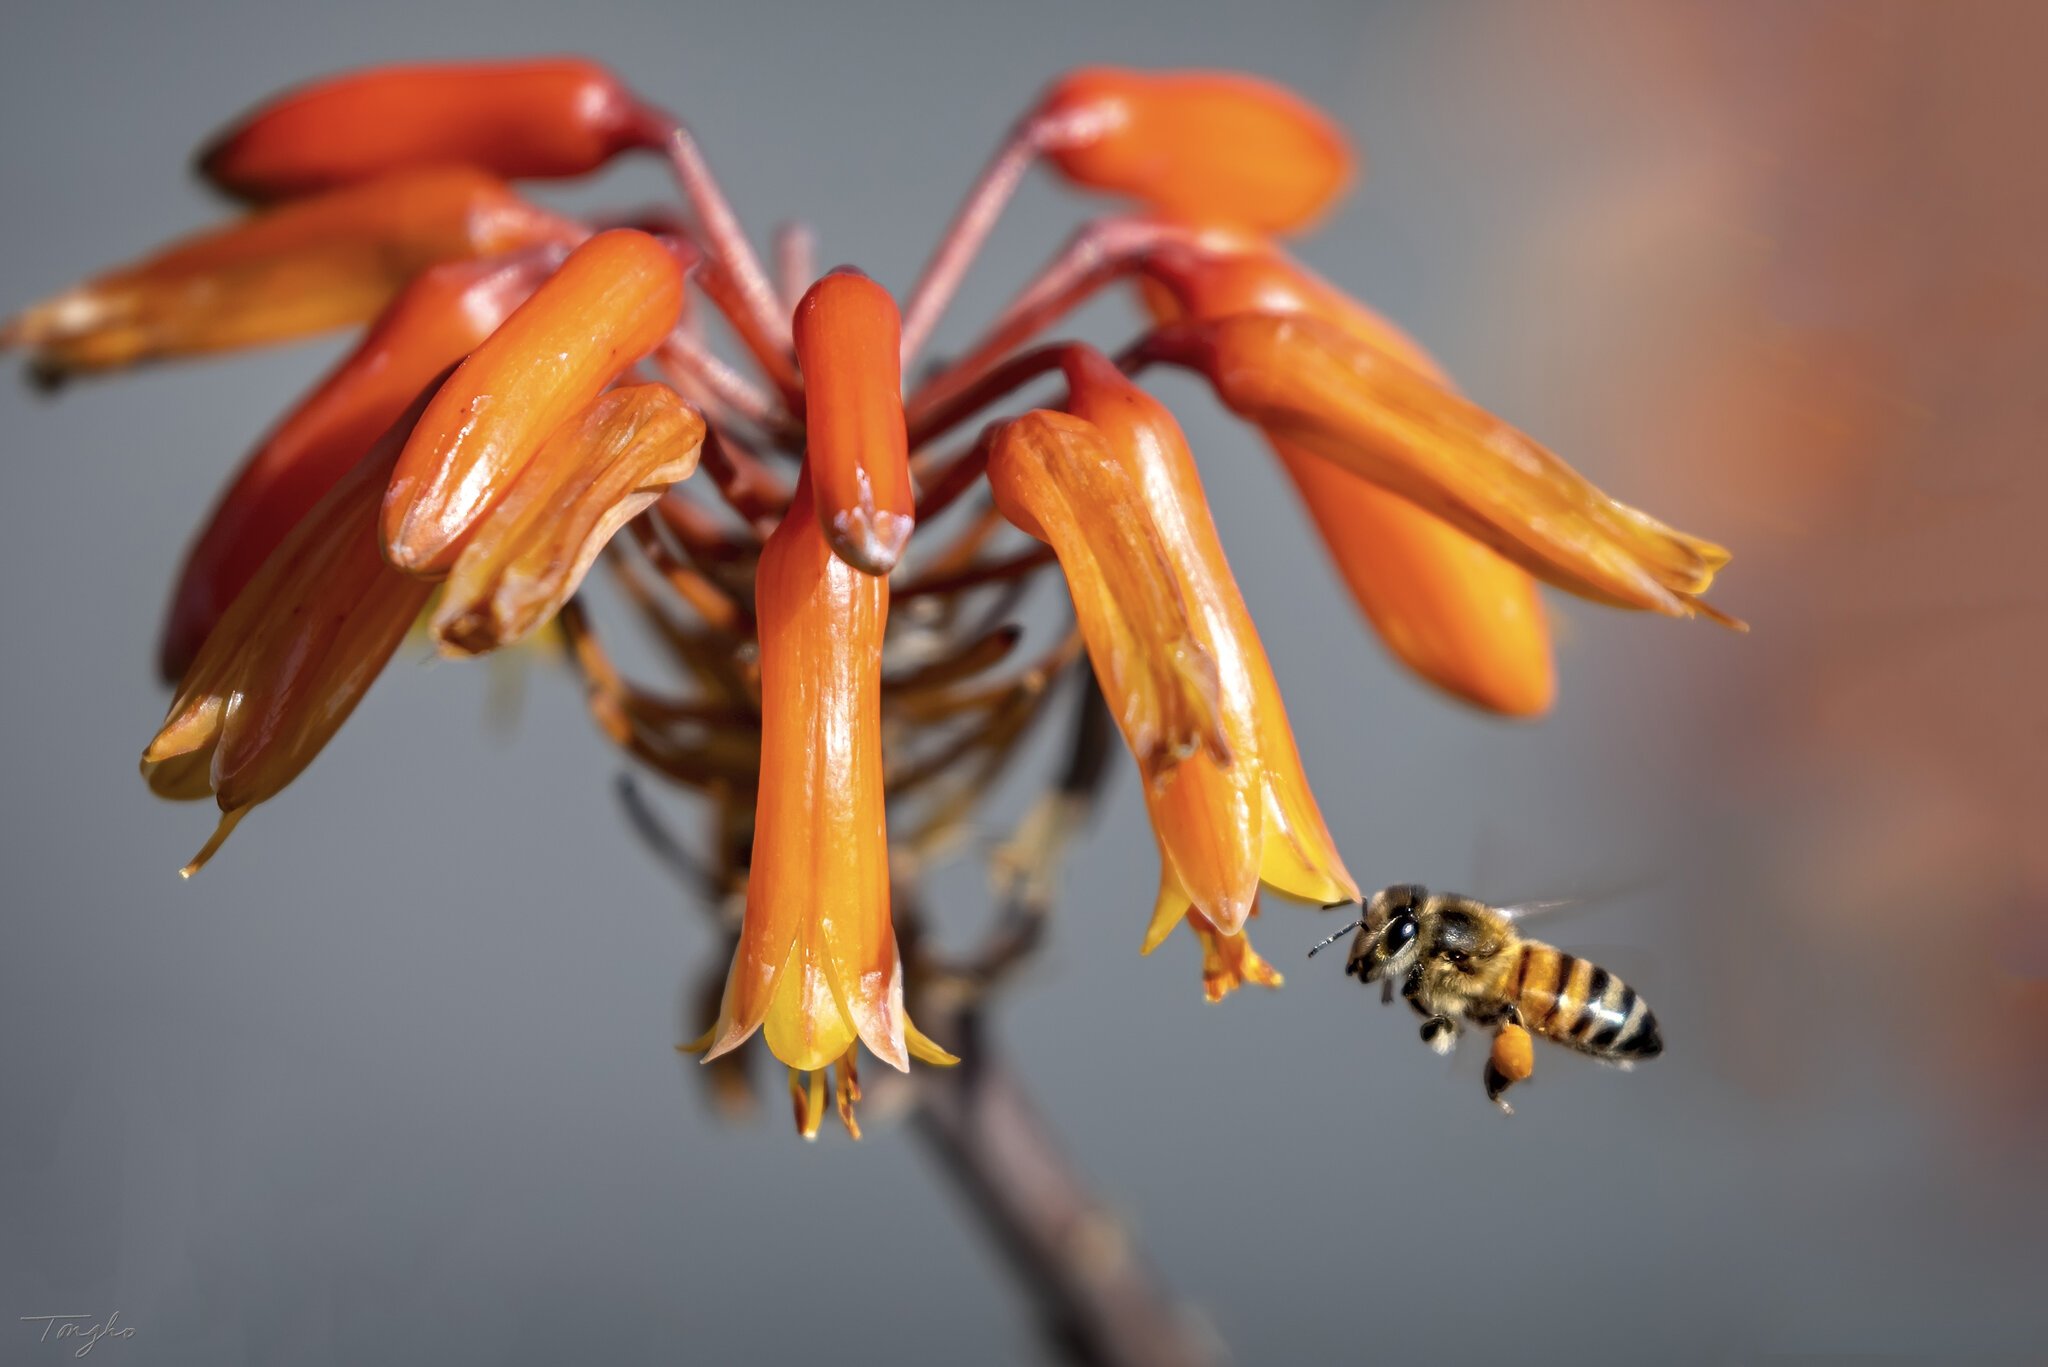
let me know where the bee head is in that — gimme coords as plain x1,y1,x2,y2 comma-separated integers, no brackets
1351,883,1427,982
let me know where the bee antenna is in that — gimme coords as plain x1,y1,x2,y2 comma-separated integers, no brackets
1306,920,1368,959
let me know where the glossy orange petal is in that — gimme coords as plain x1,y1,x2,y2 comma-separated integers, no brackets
383,227,688,576
1141,312,1737,622
1136,228,1554,714
704,475,921,1073
198,58,664,202
434,385,704,655
1036,68,1353,233
985,408,1226,772
1189,911,1284,1003
142,399,436,876
1052,349,1355,948
2,167,578,380
791,271,914,574
159,249,563,681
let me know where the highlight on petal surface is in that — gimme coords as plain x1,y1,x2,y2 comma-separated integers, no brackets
1139,312,1737,623
790,270,914,575
2,167,579,381
141,402,437,876
985,408,1226,773
159,249,564,681
383,227,689,576
1136,226,1554,715
198,58,665,202
1034,68,1353,233
701,475,949,1103
1049,348,1357,960
434,385,705,655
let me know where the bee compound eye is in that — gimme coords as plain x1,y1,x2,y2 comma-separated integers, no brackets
1385,915,1418,951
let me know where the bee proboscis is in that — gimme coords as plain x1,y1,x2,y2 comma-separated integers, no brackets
1309,884,1662,1112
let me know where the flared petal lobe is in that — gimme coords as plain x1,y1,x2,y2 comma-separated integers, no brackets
1049,349,1357,952
433,385,705,655
1136,228,1554,715
199,58,663,202
1141,313,1737,622
791,271,914,575
985,409,1227,772
2,167,578,380
142,397,438,875
1035,68,1352,233
705,476,940,1074
383,227,689,576
159,250,563,680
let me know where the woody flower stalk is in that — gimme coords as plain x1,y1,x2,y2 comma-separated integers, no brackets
7,55,1736,1366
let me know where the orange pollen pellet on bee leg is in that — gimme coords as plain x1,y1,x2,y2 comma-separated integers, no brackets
1486,1023,1535,1114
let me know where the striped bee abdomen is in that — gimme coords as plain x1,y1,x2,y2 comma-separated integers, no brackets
1505,943,1661,1061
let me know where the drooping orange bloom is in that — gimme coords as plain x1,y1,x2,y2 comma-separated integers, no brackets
1,167,578,380
159,249,565,680
1135,224,1555,715
198,58,665,202
1139,312,1738,623
142,400,437,876
434,385,704,655
1027,348,1358,982
383,227,689,576
700,474,954,1134
1035,68,1353,233
790,270,915,575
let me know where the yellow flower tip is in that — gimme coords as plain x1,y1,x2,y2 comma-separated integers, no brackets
1140,884,1192,956
1192,914,1284,1003
906,1021,960,1068
178,806,248,879
790,1067,828,1141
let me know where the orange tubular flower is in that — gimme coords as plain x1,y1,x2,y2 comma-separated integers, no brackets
1,167,579,381
142,403,436,877
159,249,564,681
383,227,688,577
1035,68,1353,233
434,385,705,655
790,271,914,575
1136,226,1555,716
1044,349,1358,987
1139,312,1738,623
984,409,1227,771
701,475,953,1136
198,58,666,202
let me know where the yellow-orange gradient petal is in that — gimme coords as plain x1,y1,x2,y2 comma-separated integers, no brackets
434,385,705,655
383,227,688,576
2,167,578,381
703,475,938,1074
1035,68,1353,233
985,408,1226,772
141,395,437,876
791,270,915,575
1140,312,1737,623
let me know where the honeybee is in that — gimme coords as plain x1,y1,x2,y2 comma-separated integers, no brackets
1308,883,1661,1112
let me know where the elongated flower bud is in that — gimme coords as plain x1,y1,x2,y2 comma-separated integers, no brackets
1035,68,1353,233
1141,313,1738,623
142,394,438,876
703,475,952,1076
1051,349,1356,956
985,409,1227,771
198,58,664,202
1137,227,1555,715
159,249,563,681
434,385,704,655
2,167,578,381
383,227,688,576
791,271,914,574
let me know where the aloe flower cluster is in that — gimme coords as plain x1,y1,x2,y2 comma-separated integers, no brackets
3,58,1733,1138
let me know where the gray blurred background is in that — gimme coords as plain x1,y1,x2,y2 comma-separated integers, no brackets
4,1,2045,1362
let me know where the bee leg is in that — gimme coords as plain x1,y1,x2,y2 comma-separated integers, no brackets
1486,1022,1535,1115
1483,1057,1518,1114
1419,1016,1459,1055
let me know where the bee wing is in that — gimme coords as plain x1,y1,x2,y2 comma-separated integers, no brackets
1495,897,1582,924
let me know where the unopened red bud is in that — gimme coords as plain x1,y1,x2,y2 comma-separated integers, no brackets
198,58,665,202
791,271,914,575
